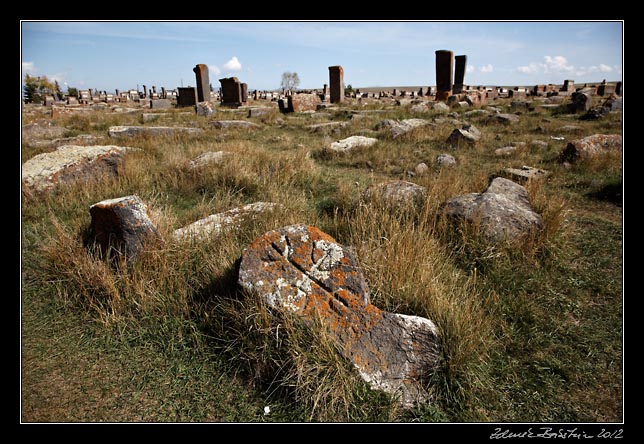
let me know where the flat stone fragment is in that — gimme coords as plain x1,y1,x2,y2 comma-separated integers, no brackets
559,134,622,162
379,118,434,138
172,202,278,242
362,180,427,207
88,195,159,261
210,120,261,130
22,123,67,143
27,134,102,150
22,145,137,193
188,151,229,169
238,224,440,407
488,113,520,124
446,124,482,147
441,177,542,244
108,126,204,138
329,135,378,152
495,146,518,156
502,166,550,183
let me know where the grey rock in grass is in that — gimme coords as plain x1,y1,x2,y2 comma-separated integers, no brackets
362,180,427,207
441,177,542,244
431,102,450,113
329,135,378,152
488,113,520,125
308,121,350,134
379,118,434,138
22,145,137,193
495,146,518,156
87,195,159,261
502,166,550,183
22,123,67,143
188,151,230,169
238,224,440,408
108,125,204,138
447,124,482,147
414,162,429,175
436,153,457,168
531,140,549,149
172,202,278,242
196,101,216,117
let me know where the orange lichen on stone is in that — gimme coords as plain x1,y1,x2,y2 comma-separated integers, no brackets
238,224,441,408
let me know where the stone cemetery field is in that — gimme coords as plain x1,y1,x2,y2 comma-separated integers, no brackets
21,92,622,422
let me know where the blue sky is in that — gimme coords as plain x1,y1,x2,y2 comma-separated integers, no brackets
21,21,623,93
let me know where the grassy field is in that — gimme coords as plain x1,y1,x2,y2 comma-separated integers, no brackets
20,97,622,423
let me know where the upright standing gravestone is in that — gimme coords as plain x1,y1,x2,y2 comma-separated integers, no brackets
615,81,622,95
453,55,467,94
240,83,248,104
177,87,198,107
435,50,454,101
329,65,344,104
193,64,210,103
219,77,243,107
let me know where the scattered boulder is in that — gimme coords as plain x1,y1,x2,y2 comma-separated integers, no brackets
87,195,159,261
488,113,520,125
238,224,440,408
172,202,278,242
378,118,434,139
188,151,229,169
22,145,137,193
22,123,67,144
559,134,622,163
570,91,593,113
196,101,216,117
410,103,430,113
362,180,426,208
436,153,457,168
431,102,450,113
441,177,542,244
447,124,482,147
108,126,204,138
414,162,429,175
329,135,378,153
510,100,530,110
531,140,549,149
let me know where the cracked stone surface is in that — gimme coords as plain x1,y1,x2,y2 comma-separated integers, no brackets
238,224,441,408
441,177,543,244
559,134,622,163
22,145,137,193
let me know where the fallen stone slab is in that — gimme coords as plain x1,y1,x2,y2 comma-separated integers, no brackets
238,224,440,408
247,107,276,118
502,166,550,183
441,177,542,244
308,121,350,134
495,146,518,156
559,134,622,163
487,113,520,125
87,195,159,261
22,123,67,143
378,118,434,138
531,140,549,149
188,151,230,169
172,202,278,242
210,120,261,130
141,113,161,123
329,135,378,152
362,180,427,207
22,145,137,193
108,125,204,138
28,134,102,150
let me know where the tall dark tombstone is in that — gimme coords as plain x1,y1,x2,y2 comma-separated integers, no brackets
240,83,248,103
219,77,243,107
176,87,198,107
328,65,344,104
193,64,210,102
142,85,147,99
435,50,454,101
616,81,622,95
453,55,467,94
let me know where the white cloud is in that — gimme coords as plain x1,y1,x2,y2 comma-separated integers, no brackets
223,56,242,71
542,55,574,73
466,65,475,73
517,63,540,74
22,61,35,72
209,64,221,75
599,64,613,73
479,64,494,73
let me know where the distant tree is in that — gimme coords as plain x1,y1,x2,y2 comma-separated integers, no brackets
280,72,300,91
53,80,63,100
67,86,79,98
23,75,59,103
344,83,354,95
